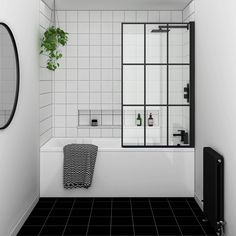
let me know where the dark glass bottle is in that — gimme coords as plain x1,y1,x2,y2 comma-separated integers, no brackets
148,113,154,127
136,113,142,126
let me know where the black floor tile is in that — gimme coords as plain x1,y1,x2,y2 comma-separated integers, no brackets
29,209,51,217
113,198,130,202
197,216,210,225
168,197,190,202
90,216,111,225
113,201,131,208
40,198,56,202
44,216,68,226
64,226,87,235
157,226,182,235
131,201,150,209
111,226,133,235
87,226,110,235
134,226,157,235
18,226,42,235
93,201,111,208
91,209,111,217
112,209,132,217
150,198,167,202
54,201,74,208
131,198,149,202
94,197,112,202
187,200,200,209
172,208,194,217
112,217,133,225
155,216,177,226
19,197,215,236
67,217,89,226
70,209,91,217
176,216,199,226
73,201,93,209
75,198,93,202
169,201,190,209
57,198,75,202
39,225,65,235
202,226,217,235
192,208,205,216
133,217,155,226
35,201,55,209
151,201,170,209
180,226,205,235
153,209,174,217
132,209,152,217
49,208,71,217
24,217,46,226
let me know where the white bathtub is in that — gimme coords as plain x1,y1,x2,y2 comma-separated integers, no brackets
40,138,194,197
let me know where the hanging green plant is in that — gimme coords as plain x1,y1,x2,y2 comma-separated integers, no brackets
40,26,68,71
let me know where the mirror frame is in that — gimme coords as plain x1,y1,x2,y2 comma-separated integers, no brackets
0,23,20,130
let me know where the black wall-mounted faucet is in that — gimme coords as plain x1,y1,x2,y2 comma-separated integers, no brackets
173,130,189,144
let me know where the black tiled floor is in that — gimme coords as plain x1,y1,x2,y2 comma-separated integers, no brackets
18,198,217,236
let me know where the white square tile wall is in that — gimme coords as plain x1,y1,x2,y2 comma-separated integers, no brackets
40,1,53,146
51,10,183,138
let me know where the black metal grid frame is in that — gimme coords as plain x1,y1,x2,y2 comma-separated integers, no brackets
121,22,195,148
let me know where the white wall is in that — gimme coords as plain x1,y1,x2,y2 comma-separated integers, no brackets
183,1,195,22
52,10,183,139
40,1,53,146
0,0,40,235
195,0,236,235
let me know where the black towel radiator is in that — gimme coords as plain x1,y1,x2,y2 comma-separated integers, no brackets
203,147,224,236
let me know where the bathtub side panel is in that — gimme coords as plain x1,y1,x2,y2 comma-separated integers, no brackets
40,151,194,197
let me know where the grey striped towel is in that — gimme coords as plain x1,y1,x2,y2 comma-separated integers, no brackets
63,144,98,189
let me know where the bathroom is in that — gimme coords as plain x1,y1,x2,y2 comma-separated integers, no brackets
0,0,236,235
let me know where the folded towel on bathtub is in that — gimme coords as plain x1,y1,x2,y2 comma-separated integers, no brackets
63,144,98,189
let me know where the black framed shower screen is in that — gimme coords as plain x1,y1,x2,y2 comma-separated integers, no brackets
121,22,195,148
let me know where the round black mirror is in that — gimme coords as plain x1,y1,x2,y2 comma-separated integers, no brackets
0,23,19,129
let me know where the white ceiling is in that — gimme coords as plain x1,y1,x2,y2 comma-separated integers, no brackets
43,0,192,11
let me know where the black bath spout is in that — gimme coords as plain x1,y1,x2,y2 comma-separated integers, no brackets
173,130,189,144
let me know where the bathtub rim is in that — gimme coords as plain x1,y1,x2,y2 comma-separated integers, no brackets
41,138,195,153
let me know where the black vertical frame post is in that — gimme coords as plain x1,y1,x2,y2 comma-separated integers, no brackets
121,23,124,147
144,24,146,146
189,22,195,147
166,24,169,146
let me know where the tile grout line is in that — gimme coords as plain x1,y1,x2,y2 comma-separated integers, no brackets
86,199,95,236
149,199,159,235
186,199,207,236
61,199,76,236
37,199,58,236
167,198,183,236
129,198,135,236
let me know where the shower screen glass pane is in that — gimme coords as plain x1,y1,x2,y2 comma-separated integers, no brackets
123,24,144,63
123,65,144,105
169,65,190,105
146,24,167,63
123,106,144,146
146,65,167,105
168,106,189,146
169,26,190,64
146,106,167,146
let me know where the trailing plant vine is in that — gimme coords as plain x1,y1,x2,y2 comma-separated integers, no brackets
40,26,68,71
